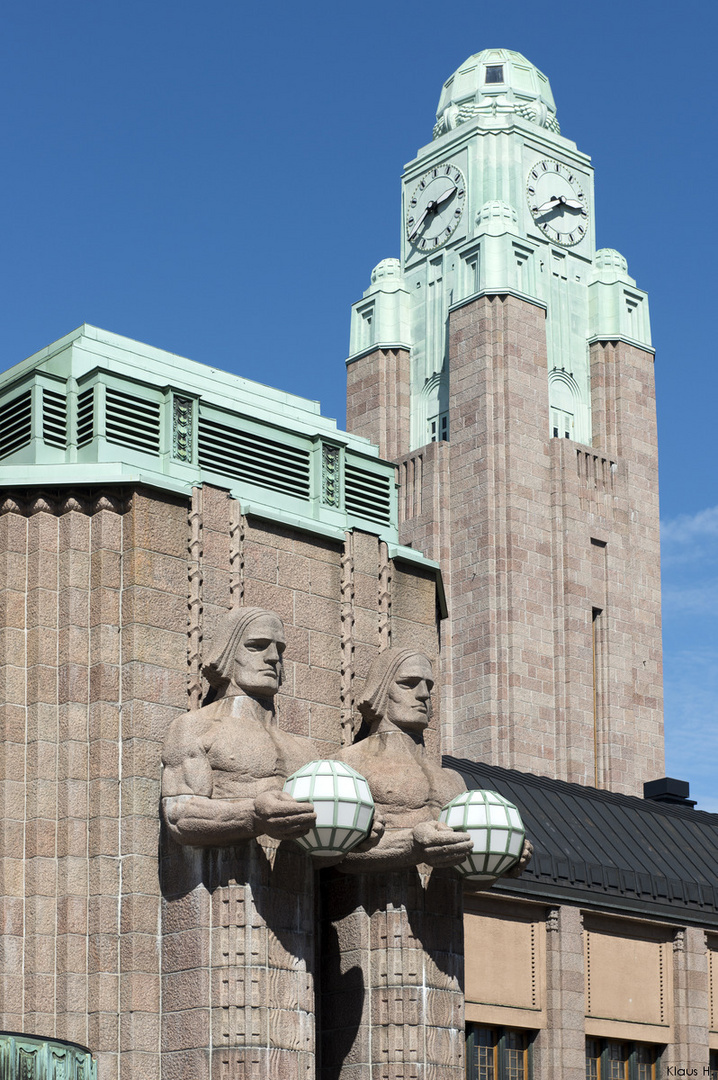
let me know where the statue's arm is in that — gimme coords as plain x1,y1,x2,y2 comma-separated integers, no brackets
338,817,474,873
335,750,473,872
161,714,315,847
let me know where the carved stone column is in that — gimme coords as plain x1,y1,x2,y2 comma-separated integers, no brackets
319,867,464,1080
161,837,315,1080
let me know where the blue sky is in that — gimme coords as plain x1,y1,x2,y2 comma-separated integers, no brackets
2,1,717,807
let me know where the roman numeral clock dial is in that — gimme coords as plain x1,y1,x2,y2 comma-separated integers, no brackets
527,158,588,246
406,164,466,251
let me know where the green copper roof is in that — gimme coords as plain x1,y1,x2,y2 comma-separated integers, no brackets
0,325,433,565
434,48,559,139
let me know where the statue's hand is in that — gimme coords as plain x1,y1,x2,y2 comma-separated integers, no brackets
412,819,474,868
503,837,533,878
254,790,316,840
352,811,386,853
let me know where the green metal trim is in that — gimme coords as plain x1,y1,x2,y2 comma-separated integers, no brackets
0,1031,96,1079
586,334,656,355
346,342,412,365
449,288,547,314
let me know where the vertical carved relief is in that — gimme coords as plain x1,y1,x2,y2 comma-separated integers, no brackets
340,531,355,746
172,395,193,461
321,443,341,507
188,486,204,708
229,499,244,608
546,908,560,934
378,540,391,651
709,939,716,1032
530,921,538,1007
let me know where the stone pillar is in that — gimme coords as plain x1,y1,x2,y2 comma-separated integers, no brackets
587,339,664,793
320,867,464,1080
666,927,709,1073
345,348,411,463
160,838,315,1080
535,906,585,1080
447,293,555,772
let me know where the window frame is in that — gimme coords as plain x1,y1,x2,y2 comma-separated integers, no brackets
485,64,505,84
585,1037,662,1080
466,1024,533,1080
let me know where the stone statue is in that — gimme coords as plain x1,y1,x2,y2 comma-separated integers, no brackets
336,648,475,872
161,607,316,847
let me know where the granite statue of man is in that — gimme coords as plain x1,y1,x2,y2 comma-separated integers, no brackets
337,647,475,872
161,606,316,846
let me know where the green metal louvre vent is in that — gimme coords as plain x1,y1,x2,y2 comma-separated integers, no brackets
76,387,94,446
0,389,32,459
105,387,160,454
198,415,311,498
344,462,392,525
42,388,67,447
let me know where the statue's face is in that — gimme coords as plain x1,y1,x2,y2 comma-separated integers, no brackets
232,614,286,698
385,655,434,732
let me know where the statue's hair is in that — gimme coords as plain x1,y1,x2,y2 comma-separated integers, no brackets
203,607,284,690
356,647,433,728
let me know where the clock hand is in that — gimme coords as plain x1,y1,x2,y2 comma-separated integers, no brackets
408,204,431,240
562,198,583,210
408,183,457,240
433,182,457,206
535,197,561,214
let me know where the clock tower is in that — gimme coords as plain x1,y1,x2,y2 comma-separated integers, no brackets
346,49,663,795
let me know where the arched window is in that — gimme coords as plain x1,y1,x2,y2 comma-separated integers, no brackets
420,373,449,445
548,370,581,441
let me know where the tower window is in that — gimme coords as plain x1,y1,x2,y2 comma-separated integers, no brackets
550,407,574,441
485,64,504,84
428,411,449,443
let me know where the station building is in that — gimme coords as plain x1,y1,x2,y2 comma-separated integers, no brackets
1,47,716,1080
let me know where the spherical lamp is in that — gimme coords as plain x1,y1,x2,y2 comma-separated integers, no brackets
283,760,374,858
439,789,525,881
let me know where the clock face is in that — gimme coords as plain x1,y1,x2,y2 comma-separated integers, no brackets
527,159,588,247
406,164,466,252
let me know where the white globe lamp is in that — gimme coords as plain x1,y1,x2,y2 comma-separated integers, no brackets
439,789,525,882
283,760,374,858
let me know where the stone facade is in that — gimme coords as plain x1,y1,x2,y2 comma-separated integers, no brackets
0,483,444,1079
462,893,718,1080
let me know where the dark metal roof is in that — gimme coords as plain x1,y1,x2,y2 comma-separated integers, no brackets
444,755,718,927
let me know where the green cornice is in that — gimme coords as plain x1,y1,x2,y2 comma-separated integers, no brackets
587,335,656,356
0,326,445,566
346,343,412,365
449,288,547,314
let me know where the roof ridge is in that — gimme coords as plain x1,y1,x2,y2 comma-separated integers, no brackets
443,754,718,822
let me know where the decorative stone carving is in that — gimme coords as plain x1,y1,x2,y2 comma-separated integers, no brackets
0,487,129,516
336,648,474,872
162,606,316,847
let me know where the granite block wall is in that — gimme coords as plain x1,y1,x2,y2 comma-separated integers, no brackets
345,292,664,794
0,482,443,1078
